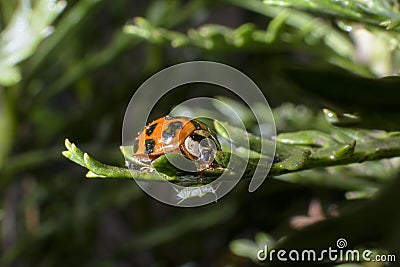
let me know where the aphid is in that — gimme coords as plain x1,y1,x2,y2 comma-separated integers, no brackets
173,183,221,204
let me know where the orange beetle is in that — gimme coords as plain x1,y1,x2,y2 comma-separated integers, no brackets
132,116,221,167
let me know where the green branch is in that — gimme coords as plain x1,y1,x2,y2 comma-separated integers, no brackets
62,139,170,181
123,2,400,78
62,110,400,186
262,0,400,29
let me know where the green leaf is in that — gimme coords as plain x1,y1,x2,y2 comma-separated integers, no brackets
0,0,66,86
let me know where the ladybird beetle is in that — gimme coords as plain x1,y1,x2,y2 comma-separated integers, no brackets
131,116,221,170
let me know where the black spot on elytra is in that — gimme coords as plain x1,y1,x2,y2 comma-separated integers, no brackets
146,123,158,136
190,133,205,142
162,121,183,140
145,139,156,154
133,138,139,153
191,120,203,130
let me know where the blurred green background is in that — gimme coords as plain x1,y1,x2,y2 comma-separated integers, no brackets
1,0,400,266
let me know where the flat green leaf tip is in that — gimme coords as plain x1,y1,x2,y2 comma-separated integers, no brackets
63,139,85,167
277,150,311,171
86,171,106,178
62,139,133,179
331,141,356,160
323,108,361,126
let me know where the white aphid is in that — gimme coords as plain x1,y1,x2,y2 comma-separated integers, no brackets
174,183,221,204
